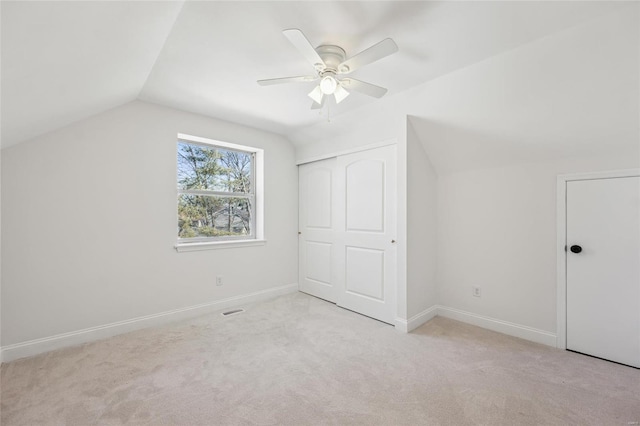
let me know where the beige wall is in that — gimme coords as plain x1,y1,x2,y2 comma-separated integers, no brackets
1,101,298,347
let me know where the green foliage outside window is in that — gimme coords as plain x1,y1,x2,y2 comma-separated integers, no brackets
177,141,253,240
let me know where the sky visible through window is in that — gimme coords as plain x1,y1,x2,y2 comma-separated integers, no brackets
177,141,253,239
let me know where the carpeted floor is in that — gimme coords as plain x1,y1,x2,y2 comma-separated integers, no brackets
1,292,639,425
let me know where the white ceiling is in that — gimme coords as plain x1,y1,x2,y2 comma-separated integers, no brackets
1,1,626,148
1,1,184,148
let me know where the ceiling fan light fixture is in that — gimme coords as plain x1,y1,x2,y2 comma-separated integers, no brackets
319,75,338,95
308,85,324,104
334,84,350,104
258,29,398,110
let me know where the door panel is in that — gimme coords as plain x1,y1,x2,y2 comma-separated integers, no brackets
345,246,385,300
305,242,332,285
298,158,337,302
335,145,397,324
306,168,332,229
346,160,385,232
566,176,640,367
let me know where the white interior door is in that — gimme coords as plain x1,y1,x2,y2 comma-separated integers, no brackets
335,145,397,324
566,176,640,367
298,158,337,302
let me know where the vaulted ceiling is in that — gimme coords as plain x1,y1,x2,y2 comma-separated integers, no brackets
0,1,628,148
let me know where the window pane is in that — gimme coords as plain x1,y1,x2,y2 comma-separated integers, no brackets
178,195,252,239
177,142,252,193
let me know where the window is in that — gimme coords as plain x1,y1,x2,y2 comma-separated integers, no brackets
176,134,263,248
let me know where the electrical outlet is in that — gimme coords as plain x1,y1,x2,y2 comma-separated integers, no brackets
216,276,223,286
472,286,481,297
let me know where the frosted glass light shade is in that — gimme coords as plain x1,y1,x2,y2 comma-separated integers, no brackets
334,84,350,104
308,85,324,104
320,76,337,95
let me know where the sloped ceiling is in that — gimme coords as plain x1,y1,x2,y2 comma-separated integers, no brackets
0,1,628,148
291,3,638,173
1,1,185,147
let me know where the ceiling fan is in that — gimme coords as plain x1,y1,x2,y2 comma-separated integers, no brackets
258,29,398,109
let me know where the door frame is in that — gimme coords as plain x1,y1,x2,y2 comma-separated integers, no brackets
556,168,640,349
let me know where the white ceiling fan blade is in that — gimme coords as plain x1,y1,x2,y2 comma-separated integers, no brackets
340,78,388,98
283,28,325,69
308,85,324,105
333,84,350,104
338,38,398,74
257,75,317,86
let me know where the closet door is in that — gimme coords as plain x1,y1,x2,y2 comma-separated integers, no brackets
298,158,338,302
335,145,397,324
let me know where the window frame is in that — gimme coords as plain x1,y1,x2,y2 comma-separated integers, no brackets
175,133,264,250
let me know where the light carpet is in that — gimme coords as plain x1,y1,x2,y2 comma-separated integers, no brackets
1,292,639,425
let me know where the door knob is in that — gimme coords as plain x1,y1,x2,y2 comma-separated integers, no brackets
570,245,582,254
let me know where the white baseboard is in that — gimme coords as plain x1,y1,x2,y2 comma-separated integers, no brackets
0,283,298,363
436,306,557,347
395,305,438,333
395,305,556,347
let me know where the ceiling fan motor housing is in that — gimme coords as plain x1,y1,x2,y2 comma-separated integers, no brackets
315,45,347,75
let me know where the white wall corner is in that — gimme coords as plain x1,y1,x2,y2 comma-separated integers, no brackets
396,121,409,322
394,318,409,333
0,283,298,364
395,305,439,333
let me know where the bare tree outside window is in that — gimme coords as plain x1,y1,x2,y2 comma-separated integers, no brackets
177,140,254,240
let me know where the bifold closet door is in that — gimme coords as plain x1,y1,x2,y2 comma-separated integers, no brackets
566,176,640,368
334,145,397,324
298,157,338,302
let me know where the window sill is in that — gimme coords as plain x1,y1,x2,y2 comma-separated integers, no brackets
175,239,266,252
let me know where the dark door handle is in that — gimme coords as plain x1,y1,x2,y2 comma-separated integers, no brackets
570,245,582,254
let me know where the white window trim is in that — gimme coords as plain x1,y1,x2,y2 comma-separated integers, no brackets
175,133,264,252
175,239,267,252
